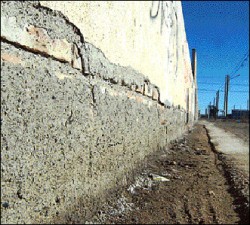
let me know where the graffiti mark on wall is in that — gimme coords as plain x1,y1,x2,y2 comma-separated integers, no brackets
150,1,174,33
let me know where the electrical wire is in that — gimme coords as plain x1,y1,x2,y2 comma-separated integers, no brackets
198,89,248,93
229,50,249,76
198,50,249,93
198,82,248,86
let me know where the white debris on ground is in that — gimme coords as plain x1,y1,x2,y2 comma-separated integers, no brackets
85,140,189,224
127,174,153,194
149,173,170,182
85,194,135,224
108,195,134,215
127,171,172,195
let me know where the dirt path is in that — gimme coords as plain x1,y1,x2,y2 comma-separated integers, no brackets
201,120,249,224
210,119,249,144
202,120,249,175
87,124,248,224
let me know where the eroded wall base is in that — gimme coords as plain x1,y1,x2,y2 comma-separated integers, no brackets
1,1,190,223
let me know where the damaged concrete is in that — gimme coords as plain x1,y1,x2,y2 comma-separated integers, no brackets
1,1,194,223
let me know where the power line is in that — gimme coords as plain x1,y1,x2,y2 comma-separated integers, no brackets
199,50,249,116
198,50,249,81
198,82,249,86
198,50,249,93
198,89,249,93
229,50,249,76
217,74,241,91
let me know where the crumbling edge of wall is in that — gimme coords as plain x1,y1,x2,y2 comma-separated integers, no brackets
1,1,194,223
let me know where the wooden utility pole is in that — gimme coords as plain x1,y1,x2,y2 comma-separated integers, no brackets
224,75,230,117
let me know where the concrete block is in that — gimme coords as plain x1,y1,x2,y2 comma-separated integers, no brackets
152,87,159,101
135,84,144,94
144,83,153,97
72,44,82,70
1,18,73,63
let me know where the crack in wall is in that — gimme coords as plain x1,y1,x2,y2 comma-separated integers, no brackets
1,0,169,109
1,1,194,223
1,36,69,64
33,2,89,74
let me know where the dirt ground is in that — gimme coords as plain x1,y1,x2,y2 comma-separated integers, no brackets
210,119,249,144
87,123,249,224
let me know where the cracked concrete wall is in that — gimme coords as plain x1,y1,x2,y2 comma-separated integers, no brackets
40,1,196,110
1,1,193,223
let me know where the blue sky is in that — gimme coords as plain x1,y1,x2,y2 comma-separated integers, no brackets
181,1,249,114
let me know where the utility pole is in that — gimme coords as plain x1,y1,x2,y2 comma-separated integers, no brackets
224,75,230,117
227,75,230,115
207,105,210,119
207,102,212,120
192,49,198,121
216,90,219,118
224,75,227,116
247,99,249,111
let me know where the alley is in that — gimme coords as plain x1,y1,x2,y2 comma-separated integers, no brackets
87,123,249,224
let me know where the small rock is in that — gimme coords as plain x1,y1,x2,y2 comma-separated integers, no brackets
2,202,9,208
208,190,215,196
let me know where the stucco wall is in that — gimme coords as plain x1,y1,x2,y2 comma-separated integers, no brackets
40,1,194,108
1,1,197,223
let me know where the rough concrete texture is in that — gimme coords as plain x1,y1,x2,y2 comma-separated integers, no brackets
40,1,195,108
1,1,193,223
1,1,86,71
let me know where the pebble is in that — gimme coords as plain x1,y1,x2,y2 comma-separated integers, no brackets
2,202,9,208
208,190,215,196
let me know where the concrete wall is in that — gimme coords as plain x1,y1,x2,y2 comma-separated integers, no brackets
1,1,197,223
40,1,195,108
